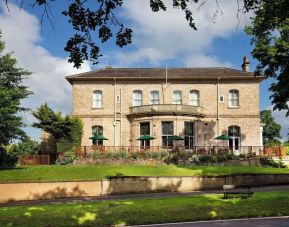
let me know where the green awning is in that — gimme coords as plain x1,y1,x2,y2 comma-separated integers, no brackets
137,135,156,141
89,134,108,140
214,134,231,140
168,135,184,141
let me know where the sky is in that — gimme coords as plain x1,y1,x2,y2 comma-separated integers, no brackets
0,0,288,141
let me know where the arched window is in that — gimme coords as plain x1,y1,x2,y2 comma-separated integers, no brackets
189,90,200,106
133,90,143,106
228,125,240,152
92,90,102,108
92,125,103,145
229,89,239,107
172,90,182,104
150,91,160,104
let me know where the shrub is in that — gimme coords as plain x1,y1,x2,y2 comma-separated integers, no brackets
259,157,286,168
199,155,217,163
144,151,155,159
178,151,191,160
87,151,102,159
160,150,170,159
55,151,76,165
226,153,238,160
216,154,228,162
191,154,200,162
115,151,129,160
239,154,246,160
131,152,141,160
0,147,17,167
106,151,116,159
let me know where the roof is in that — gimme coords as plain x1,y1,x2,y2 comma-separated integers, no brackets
66,67,264,84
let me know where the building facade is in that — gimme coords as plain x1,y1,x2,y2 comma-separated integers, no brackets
66,59,263,153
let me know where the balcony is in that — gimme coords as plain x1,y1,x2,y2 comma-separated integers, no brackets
129,104,204,117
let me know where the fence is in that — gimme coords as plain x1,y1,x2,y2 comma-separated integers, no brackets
19,155,51,165
75,145,274,158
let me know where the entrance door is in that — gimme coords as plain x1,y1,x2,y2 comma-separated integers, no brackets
228,126,240,153
184,122,194,149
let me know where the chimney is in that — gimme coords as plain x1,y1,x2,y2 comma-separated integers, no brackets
241,55,250,72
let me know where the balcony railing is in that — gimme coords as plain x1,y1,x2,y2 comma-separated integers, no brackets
129,104,204,116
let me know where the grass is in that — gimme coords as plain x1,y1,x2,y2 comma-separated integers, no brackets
0,191,289,226
0,165,289,182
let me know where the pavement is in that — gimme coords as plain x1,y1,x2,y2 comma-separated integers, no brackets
132,216,289,227
1,184,289,207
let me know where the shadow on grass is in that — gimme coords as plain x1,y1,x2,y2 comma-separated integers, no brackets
2,191,289,226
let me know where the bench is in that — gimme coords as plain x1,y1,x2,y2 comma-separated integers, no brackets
223,184,254,199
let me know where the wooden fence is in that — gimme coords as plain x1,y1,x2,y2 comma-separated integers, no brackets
19,155,51,165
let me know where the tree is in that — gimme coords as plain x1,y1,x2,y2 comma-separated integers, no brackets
32,103,83,145
260,110,282,146
8,138,40,161
0,32,32,148
245,0,289,116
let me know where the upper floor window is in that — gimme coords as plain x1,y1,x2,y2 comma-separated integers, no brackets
133,90,143,106
150,91,160,104
92,90,102,108
229,89,239,107
189,90,200,106
172,90,182,104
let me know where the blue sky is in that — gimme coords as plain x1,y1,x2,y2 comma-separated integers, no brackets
0,0,288,141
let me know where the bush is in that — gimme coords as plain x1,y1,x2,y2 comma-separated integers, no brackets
144,151,155,159
199,155,217,163
115,151,129,160
55,151,76,165
106,151,116,159
87,151,102,159
178,151,191,160
191,154,200,162
6,138,40,165
0,147,17,167
226,153,238,160
216,154,228,162
259,157,286,168
160,150,170,159
131,152,141,160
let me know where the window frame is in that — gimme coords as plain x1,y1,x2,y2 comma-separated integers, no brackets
132,90,143,106
189,90,200,106
172,90,182,104
228,89,239,108
150,90,160,105
92,90,103,108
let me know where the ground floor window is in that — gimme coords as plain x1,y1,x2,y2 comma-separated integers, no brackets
92,125,103,145
140,122,150,148
162,121,174,147
228,125,240,151
184,122,194,149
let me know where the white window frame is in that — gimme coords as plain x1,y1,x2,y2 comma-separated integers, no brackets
189,90,200,106
92,90,102,108
229,89,239,108
172,90,182,104
150,90,160,104
133,90,143,106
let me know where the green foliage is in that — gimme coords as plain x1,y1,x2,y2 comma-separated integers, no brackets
32,104,83,145
8,138,40,162
55,151,76,165
259,157,286,168
0,147,17,166
178,151,191,160
131,152,141,160
0,32,32,148
106,151,116,159
199,155,217,163
87,151,102,159
245,1,289,116
115,151,129,160
260,110,282,146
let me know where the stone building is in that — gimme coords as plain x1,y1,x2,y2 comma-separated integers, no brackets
66,57,264,153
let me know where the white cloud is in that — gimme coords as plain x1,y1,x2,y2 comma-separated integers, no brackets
112,0,251,66
0,3,91,140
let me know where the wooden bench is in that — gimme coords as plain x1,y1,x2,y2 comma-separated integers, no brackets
223,184,254,199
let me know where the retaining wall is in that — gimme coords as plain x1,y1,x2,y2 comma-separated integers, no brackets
1,174,289,203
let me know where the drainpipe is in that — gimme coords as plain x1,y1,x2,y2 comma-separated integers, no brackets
120,88,122,147
217,77,220,143
114,78,116,147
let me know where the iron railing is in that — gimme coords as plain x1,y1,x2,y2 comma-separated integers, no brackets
129,104,203,116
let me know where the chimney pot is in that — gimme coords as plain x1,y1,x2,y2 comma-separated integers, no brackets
241,55,250,72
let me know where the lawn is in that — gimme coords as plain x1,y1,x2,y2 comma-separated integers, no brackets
0,191,289,226
0,165,289,182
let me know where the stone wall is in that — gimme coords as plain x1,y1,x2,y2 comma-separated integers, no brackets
1,174,289,203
